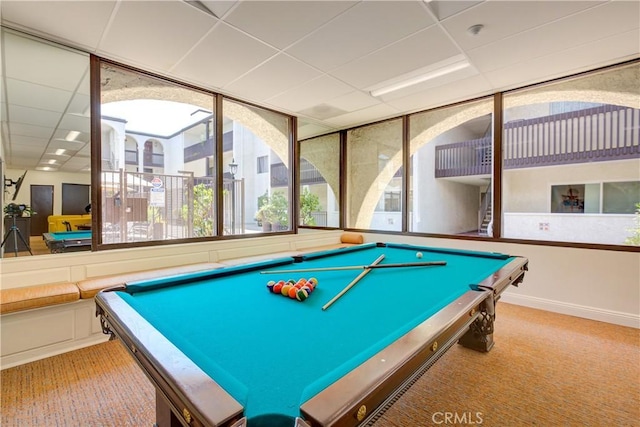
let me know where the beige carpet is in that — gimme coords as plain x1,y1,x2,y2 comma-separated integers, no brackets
2,303,639,426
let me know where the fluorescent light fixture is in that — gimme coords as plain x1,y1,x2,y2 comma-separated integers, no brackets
65,131,81,141
55,149,67,156
370,59,471,97
46,160,58,165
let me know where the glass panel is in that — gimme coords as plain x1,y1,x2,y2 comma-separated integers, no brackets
409,98,494,236
0,28,90,257
603,181,640,214
503,62,640,245
299,133,340,227
222,99,291,234
100,63,215,244
346,119,403,231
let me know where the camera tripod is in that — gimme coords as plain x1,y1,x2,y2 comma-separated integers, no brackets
1,214,33,257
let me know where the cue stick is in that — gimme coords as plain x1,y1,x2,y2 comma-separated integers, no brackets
259,260,446,274
321,254,385,311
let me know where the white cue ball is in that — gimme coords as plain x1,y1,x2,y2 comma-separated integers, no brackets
416,252,423,259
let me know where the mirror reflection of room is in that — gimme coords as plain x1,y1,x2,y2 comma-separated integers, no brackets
1,28,91,257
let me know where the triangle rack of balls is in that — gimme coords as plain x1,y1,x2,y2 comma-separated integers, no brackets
267,278,318,301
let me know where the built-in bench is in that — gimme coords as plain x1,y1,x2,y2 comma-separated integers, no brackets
0,232,363,368
1,232,365,315
0,282,80,315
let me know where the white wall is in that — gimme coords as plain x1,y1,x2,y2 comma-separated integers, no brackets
504,212,636,244
363,232,640,328
4,168,90,215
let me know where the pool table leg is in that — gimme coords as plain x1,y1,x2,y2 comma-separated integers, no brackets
154,390,182,427
458,295,496,352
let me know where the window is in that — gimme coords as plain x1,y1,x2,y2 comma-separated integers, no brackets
502,62,640,245
551,185,586,213
299,133,341,227
222,99,292,234
346,119,403,231
409,98,494,236
603,181,640,214
257,156,268,174
99,61,216,245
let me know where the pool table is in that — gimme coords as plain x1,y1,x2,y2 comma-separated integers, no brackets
42,230,92,253
95,243,528,427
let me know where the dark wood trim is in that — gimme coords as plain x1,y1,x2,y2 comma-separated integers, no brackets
402,116,410,233
493,92,503,239
89,54,102,251
215,95,224,237
291,116,299,232
339,130,347,229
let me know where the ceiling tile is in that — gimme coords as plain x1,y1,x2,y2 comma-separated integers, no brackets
6,79,72,113
443,0,606,51
425,0,483,21
267,75,355,113
225,1,356,49
484,30,640,91
223,54,322,101
9,122,54,140
385,74,493,114
99,0,217,71
327,91,380,113
324,103,400,128
468,1,640,74
298,120,338,140
59,113,91,134
67,93,91,117
0,0,117,50
332,26,461,89
286,1,436,71
3,32,89,91
7,105,62,128
7,156,39,167
173,22,278,89
197,0,238,19
9,133,53,146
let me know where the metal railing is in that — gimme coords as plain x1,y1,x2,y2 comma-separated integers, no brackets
435,105,639,178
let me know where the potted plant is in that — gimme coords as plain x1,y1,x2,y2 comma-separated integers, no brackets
254,191,289,231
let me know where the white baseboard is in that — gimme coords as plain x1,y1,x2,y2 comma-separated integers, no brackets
0,299,110,370
500,292,640,329
0,334,109,370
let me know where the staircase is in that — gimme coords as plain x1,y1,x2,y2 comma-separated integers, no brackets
479,204,492,235
478,184,492,235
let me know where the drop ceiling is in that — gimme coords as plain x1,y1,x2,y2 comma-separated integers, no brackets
1,0,638,172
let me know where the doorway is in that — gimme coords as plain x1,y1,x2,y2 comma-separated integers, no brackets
30,185,53,236
62,183,90,215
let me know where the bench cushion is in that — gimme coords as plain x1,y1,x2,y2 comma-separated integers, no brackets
76,262,226,299
340,232,364,244
0,283,80,314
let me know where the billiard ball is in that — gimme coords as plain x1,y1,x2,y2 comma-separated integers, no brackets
296,289,309,301
288,286,298,299
416,252,423,259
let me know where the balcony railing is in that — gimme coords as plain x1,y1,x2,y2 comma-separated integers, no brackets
436,105,639,178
